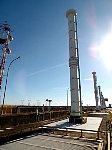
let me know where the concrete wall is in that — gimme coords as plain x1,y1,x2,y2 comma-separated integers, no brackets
0,110,68,129
0,105,96,115
0,105,70,115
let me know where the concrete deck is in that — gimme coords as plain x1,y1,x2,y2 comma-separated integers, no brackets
68,117,102,131
0,117,103,150
0,133,100,150
45,117,102,132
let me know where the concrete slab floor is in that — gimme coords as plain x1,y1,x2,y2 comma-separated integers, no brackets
44,117,102,132
0,133,100,150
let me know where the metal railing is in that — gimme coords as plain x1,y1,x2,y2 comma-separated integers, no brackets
46,126,106,140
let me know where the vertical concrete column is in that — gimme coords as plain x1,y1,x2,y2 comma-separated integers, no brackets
92,72,99,110
66,9,80,117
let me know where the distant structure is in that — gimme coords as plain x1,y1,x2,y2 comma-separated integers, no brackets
100,92,108,109
98,85,101,107
21,100,24,106
66,9,82,123
92,72,99,110
46,99,52,111
98,86,108,109
100,92,106,109
0,22,13,90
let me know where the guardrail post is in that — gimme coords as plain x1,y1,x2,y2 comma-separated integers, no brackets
110,124,112,138
80,129,83,138
7,133,10,141
97,130,99,140
66,128,68,136
41,124,43,134
53,128,55,134
20,129,22,136
106,121,108,142
108,131,110,150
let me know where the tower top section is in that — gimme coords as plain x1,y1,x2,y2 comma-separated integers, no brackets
92,71,96,75
66,9,77,18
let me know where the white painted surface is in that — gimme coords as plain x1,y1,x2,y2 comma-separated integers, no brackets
108,132,110,150
6,127,13,130
68,117,102,131
0,130,4,132
45,117,102,132
45,119,69,127
90,113,108,115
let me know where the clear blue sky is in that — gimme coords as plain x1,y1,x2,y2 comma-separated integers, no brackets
0,0,112,106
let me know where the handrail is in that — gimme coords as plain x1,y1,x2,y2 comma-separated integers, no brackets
45,125,106,139
47,126,106,133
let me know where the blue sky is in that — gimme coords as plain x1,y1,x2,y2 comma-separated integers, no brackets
0,0,112,106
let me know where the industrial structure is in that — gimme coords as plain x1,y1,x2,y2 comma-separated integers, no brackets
0,23,13,114
66,9,82,123
98,85,101,107
92,75,108,110
0,9,111,150
98,86,105,109
0,23,13,91
100,92,107,109
92,72,99,110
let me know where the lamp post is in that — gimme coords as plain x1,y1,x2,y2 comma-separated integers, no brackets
46,99,52,111
1,56,20,115
46,99,52,121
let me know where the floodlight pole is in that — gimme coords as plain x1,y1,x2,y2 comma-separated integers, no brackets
46,99,52,111
1,56,20,115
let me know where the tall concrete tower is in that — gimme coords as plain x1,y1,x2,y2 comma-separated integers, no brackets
100,92,106,109
92,72,99,110
98,85,101,107
66,9,82,123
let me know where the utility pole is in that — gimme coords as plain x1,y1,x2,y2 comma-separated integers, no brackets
21,100,24,106
36,100,40,106
28,100,31,106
